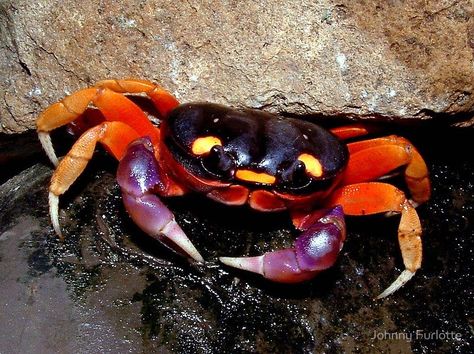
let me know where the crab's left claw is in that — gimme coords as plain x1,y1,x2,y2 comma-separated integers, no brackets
220,206,346,283
117,137,203,262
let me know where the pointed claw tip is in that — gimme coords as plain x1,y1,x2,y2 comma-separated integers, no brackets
161,220,204,263
38,131,59,166
376,269,416,299
164,234,204,263
219,256,237,267
191,251,205,263
56,230,65,242
48,192,64,239
219,256,264,276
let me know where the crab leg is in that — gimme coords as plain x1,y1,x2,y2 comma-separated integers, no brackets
36,79,177,166
48,122,140,238
95,79,179,118
117,137,203,262
326,182,422,298
220,206,346,283
343,136,430,204
330,123,379,140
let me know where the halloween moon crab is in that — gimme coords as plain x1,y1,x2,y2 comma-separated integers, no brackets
36,78,430,298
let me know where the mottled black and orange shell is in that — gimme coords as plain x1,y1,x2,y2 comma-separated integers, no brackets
161,103,348,197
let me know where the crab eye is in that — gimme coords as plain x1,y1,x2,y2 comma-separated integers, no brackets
201,145,235,178
280,160,311,188
192,136,222,155
297,153,323,178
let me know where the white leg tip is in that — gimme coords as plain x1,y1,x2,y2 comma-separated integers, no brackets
38,132,59,166
376,269,416,299
48,192,63,239
219,256,265,276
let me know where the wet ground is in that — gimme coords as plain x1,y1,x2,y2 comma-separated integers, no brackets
0,126,472,353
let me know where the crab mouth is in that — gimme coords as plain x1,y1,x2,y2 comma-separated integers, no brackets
235,169,276,185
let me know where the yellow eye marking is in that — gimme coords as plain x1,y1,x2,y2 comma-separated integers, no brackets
235,169,276,185
298,153,323,177
191,136,222,155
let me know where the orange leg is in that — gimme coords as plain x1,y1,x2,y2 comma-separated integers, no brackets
342,135,431,205
326,182,422,298
330,123,379,140
48,121,139,238
95,79,179,118
36,79,178,166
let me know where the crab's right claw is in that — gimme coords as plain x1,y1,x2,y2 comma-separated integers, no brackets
220,206,346,283
117,138,203,262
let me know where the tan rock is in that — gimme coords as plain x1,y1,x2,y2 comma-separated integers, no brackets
1,0,473,133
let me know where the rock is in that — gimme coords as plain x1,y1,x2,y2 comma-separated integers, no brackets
1,0,473,133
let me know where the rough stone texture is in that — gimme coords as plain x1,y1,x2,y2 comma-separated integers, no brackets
1,0,473,133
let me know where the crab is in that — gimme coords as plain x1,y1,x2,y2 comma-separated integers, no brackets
36,78,430,298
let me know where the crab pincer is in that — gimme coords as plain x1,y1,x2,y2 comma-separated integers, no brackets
220,206,346,283
117,137,204,262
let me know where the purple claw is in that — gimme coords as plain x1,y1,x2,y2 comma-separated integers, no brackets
220,206,345,283
117,138,204,262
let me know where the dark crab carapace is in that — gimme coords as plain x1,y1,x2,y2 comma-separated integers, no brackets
36,79,430,298
165,103,348,194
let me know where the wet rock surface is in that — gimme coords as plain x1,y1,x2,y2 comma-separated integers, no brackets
0,126,473,353
1,0,474,133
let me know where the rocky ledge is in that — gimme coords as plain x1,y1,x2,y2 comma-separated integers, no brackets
1,0,473,133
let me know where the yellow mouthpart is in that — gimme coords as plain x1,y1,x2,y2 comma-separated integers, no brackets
235,169,276,184
191,136,222,155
